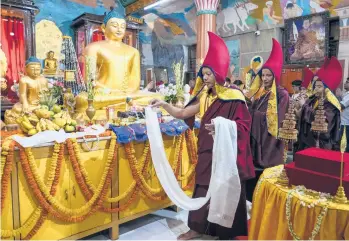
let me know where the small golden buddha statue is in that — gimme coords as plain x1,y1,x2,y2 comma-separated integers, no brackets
43,51,58,75
74,9,161,120
0,48,8,96
5,57,48,124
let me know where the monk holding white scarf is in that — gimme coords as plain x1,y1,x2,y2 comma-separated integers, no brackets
150,32,255,240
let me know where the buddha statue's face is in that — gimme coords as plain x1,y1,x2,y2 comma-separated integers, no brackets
103,18,126,41
48,52,54,59
25,63,42,79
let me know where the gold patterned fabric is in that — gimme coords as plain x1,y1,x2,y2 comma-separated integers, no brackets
249,166,349,240
192,76,246,104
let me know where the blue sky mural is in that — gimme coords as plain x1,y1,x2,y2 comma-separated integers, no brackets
34,0,124,36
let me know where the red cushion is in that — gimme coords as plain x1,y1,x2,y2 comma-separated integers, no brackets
294,148,349,177
286,162,349,196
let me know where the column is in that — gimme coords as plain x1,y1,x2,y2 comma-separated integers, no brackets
194,0,220,72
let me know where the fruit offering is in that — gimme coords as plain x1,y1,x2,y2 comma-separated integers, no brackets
17,104,77,135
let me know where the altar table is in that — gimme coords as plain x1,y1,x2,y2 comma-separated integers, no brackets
249,166,349,240
1,125,197,240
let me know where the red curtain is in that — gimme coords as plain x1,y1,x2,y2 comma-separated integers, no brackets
1,16,25,101
92,30,105,42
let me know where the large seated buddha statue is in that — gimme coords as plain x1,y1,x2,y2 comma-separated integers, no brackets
5,57,48,124
74,10,161,120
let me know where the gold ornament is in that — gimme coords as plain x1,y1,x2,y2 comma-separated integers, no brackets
311,96,328,148
334,126,347,204
277,99,298,187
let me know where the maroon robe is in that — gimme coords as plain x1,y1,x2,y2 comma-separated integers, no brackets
185,93,255,239
249,86,290,168
296,95,341,151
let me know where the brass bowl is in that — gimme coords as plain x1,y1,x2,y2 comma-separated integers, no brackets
5,124,19,131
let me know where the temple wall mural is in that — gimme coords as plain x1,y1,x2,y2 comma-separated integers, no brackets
34,0,124,36
29,0,349,84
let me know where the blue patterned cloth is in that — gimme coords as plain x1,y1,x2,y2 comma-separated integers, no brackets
110,120,200,144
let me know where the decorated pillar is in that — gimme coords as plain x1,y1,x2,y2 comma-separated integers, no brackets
194,0,220,72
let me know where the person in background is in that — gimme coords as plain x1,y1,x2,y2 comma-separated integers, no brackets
224,77,231,87
340,80,349,152
246,39,289,201
335,88,343,101
291,79,302,100
296,57,342,151
233,79,245,91
189,78,196,95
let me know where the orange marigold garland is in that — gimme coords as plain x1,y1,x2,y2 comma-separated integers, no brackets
125,142,167,200
23,137,116,217
1,140,14,211
17,139,117,222
1,143,62,239
23,143,64,240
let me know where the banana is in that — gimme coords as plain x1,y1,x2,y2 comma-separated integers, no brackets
16,117,24,125
22,121,34,130
40,119,47,131
53,113,63,119
23,116,30,123
44,119,56,131
28,116,39,124
36,122,42,132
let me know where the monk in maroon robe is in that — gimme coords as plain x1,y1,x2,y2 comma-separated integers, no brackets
247,39,289,169
249,84,289,168
245,39,289,201
295,57,342,151
150,32,255,240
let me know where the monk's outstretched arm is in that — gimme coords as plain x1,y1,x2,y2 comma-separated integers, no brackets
162,100,200,120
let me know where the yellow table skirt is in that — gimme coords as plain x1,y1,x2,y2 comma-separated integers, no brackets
1,131,196,240
249,166,349,240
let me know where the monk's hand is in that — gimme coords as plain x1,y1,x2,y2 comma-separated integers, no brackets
149,99,166,108
205,123,215,135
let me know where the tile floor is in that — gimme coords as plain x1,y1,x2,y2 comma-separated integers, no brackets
81,208,190,240
82,201,252,240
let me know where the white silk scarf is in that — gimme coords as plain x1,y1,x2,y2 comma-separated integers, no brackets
145,107,241,228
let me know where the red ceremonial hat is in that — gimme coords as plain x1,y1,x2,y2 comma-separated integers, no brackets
262,38,283,85
301,57,330,87
199,31,230,85
316,57,342,91
302,67,314,88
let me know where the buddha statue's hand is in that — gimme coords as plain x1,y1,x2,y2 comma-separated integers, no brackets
22,103,29,113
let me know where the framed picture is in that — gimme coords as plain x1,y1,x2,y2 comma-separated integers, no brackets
282,69,286,74
154,67,169,86
284,12,329,65
290,69,296,72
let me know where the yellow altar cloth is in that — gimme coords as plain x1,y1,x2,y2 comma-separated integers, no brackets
249,166,349,240
0,131,196,240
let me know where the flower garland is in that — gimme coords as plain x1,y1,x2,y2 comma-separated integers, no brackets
23,143,64,240
286,188,331,240
1,129,200,237
125,142,167,200
1,143,63,239
1,138,14,211
177,130,197,181
67,136,136,204
101,142,152,212
17,139,117,222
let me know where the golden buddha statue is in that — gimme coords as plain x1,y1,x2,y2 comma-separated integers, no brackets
43,51,58,75
5,57,48,124
74,10,161,120
0,48,8,95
